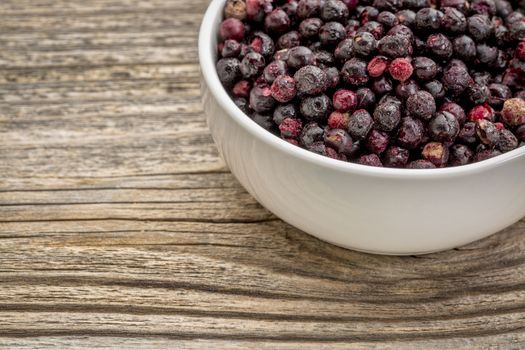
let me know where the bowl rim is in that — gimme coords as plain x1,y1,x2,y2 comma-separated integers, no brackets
198,0,525,179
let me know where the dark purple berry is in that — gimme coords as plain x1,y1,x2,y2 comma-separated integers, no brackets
453,35,477,62
294,65,328,95
378,35,413,58
471,0,496,16
427,33,453,60
515,125,525,142
341,58,370,86
468,14,492,42
439,101,466,125
319,22,346,46
222,40,242,58
510,18,525,41
263,60,287,83
356,87,377,109
449,144,473,166
324,128,354,155
233,97,249,113
388,24,414,42
429,111,460,142
277,31,301,49
373,98,402,132
425,81,445,99
415,8,443,32
321,0,349,22
300,94,331,122
286,46,315,69
476,44,498,66
358,154,383,166
396,9,416,26
378,11,399,28
348,109,374,139
383,146,410,167
440,7,467,33
372,76,394,95
273,104,298,124
217,58,242,88
467,83,490,105
299,18,323,39
265,9,291,34
366,129,390,154
353,32,378,57
412,56,438,81
406,90,436,120
300,122,324,146
359,21,385,40
474,149,502,162
250,84,275,113
458,122,477,144
296,0,323,18
497,129,518,152
407,159,436,168
475,119,500,146
395,79,419,100
397,116,424,149
252,113,273,130
250,32,275,57
220,18,246,41
240,52,265,78
441,60,471,95
488,83,511,108
334,39,354,62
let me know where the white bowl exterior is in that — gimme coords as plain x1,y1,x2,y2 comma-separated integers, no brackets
200,0,525,254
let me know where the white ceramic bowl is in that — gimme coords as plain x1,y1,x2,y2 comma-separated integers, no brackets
198,0,525,255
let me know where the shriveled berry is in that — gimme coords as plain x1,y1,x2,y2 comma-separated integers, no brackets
263,60,287,83
360,21,385,40
474,149,502,162
424,79,445,100
222,40,242,58
388,24,414,42
233,97,249,114
356,87,377,109
321,0,349,22
389,57,413,81
217,58,242,88
240,52,265,78
348,109,374,139
353,32,378,57
252,113,273,130
286,46,315,70
440,0,469,12
273,104,298,125
358,154,383,166
368,56,390,77
449,144,473,166
397,116,424,149
440,7,467,33
233,80,251,97
324,128,354,155
279,118,302,138
412,56,438,81
299,18,323,39
406,90,436,121
250,84,275,113
378,11,399,28
383,146,410,167
334,39,354,62
300,94,331,122
467,83,490,105
373,98,402,132
453,35,477,62
296,0,323,19
333,89,358,112
407,159,436,168
415,8,443,32
475,119,499,146
472,0,496,15
220,18,245,41
271,75,297,103
396,9,416,26
510,18,525,41
395,79,419,100
372,76,394,95
341,58,370,86
422,142,449,167
429,111,460,142
294,65,327,95
366,129,390,154
468,14,492,41
319,21,346,46
468,105,494,122
299,122,324,146
224,0,247,20
487,83,511,108
427,33,453,60
328,111,350,129
324,67,340,88
497,129,518,152
442,60,470,95
458,122,477,144
277,31,301,49
501,98,525,126
378,35,413,58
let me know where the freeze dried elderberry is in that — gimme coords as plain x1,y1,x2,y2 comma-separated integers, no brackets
216,0,525,168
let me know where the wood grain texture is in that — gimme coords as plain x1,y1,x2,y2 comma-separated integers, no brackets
1,0,525,348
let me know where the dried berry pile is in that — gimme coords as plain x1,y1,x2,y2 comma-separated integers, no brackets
215,0,525,168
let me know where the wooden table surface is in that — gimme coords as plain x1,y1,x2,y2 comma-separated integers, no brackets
1,0,525,348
